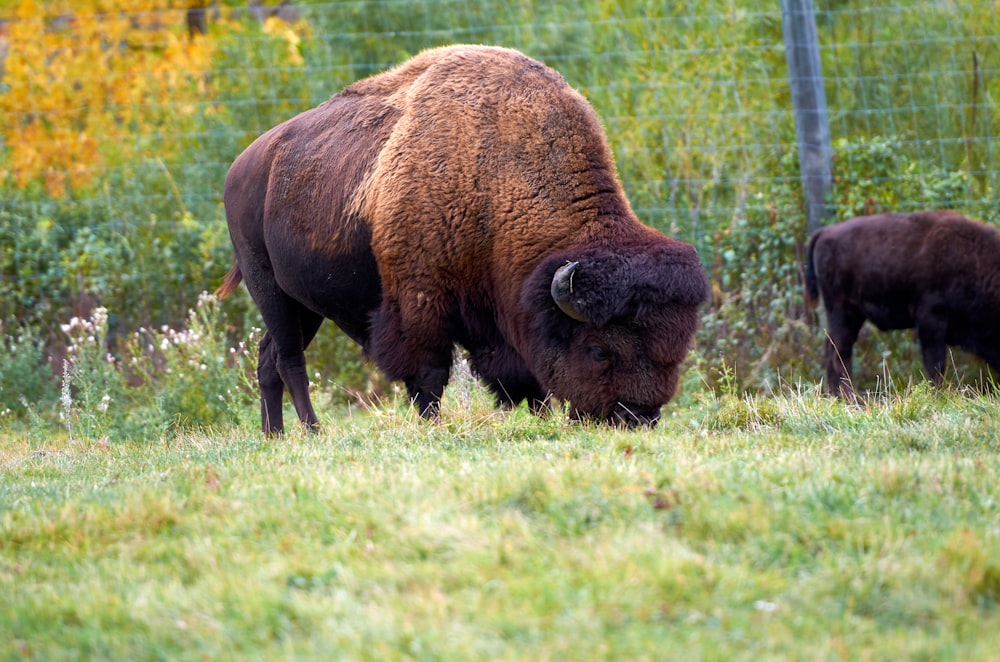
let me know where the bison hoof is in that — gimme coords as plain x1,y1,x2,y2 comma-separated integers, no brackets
414,398,441,420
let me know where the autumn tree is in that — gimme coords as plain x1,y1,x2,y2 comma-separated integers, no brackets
0,1,220,196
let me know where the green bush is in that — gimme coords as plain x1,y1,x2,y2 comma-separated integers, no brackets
121,293,259,437
0,323,58,420
0,295,261,442
0,183,234,334
0,199,79,330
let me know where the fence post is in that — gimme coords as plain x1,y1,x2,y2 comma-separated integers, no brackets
781,0,833,235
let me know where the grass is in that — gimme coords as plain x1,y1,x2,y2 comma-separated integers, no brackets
2,375,999,660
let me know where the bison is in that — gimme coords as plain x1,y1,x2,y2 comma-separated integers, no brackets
217,44,710,433
805,210,1000,397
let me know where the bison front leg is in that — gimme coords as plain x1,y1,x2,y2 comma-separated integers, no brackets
369,298,453,419
916,319,948,385
824,305,864,400
487,377,548,413
404,365,451,418
467,345,547,413
976,347,1000,387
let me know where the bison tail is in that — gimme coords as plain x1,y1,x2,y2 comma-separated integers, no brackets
215,263,243,300
804,230,821,304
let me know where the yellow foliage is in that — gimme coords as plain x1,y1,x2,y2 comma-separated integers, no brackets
262,16,305,66
0,0,220,196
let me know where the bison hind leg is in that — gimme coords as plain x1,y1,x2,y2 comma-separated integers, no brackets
255,306,324,435
257,332,285,434
824,305,865,400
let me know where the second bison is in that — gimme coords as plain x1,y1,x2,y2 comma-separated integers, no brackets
805,210,1000,397
218,45,710,433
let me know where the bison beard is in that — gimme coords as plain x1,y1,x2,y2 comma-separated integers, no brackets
805,209,1000,398
218,44,709,433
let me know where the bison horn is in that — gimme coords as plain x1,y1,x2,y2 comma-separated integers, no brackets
551,261,588,322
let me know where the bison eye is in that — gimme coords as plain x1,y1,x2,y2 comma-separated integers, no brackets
589,345,612,363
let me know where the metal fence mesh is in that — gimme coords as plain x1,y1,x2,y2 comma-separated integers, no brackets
1,1,997,340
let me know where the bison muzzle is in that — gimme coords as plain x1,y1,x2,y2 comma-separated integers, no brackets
218,45,709,433
805,210,1000,398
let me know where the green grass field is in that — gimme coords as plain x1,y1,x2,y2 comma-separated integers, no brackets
2,372,999,660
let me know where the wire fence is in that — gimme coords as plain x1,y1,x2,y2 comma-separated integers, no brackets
4,2,997,226
1,0,998,343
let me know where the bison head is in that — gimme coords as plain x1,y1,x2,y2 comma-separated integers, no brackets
522,243,709,427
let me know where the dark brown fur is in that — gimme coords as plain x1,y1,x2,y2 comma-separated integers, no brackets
219,45,709,433
805,210,1000,397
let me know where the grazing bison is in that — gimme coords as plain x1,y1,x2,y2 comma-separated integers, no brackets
805,210,1000,397
218,44,709,433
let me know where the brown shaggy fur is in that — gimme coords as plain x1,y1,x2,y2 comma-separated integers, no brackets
220,45,709,433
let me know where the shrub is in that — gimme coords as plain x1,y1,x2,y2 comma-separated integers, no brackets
0,323,58,420
38,295,258,442
118,293,259,437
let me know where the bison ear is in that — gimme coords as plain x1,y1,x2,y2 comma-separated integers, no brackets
550,261,588,322
549,255,632,327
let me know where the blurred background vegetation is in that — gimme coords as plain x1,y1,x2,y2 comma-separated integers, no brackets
1,0,998,434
